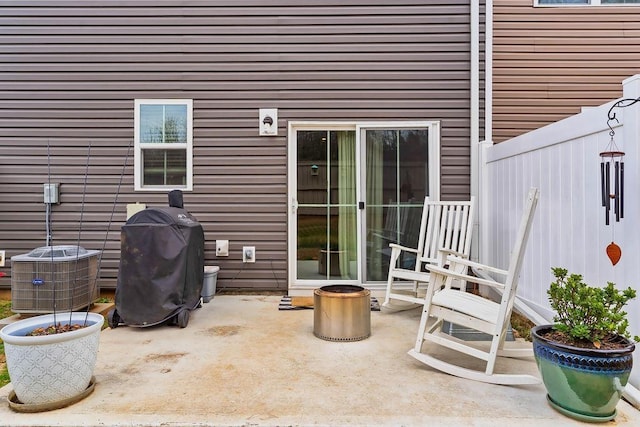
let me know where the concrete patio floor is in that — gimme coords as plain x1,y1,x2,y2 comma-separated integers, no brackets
1,294,639,426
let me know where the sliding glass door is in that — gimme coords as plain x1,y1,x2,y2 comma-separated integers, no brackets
289,122,438,289
364,128,430,282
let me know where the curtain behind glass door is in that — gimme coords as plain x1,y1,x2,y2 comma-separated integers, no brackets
296,130,357,280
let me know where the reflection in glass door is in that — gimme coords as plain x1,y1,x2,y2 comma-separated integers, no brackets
364,129,429,282
295,130,357,280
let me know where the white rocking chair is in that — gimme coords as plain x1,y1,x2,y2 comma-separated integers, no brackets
382,197,476,312
408,187,541,385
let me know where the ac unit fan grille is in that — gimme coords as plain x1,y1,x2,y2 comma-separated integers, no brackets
11,255,99,314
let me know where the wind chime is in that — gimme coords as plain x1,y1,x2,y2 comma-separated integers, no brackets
600,132,624,265
601,96,640,265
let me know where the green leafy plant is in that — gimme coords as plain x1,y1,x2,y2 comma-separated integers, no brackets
0,340,8,388
549,267,640,347
0,300,11,388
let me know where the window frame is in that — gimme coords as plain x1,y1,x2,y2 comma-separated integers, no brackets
134,99,193,192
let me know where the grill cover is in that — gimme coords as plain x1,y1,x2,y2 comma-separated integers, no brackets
115,207,204,326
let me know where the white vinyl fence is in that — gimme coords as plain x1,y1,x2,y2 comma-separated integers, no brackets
482,75,640,391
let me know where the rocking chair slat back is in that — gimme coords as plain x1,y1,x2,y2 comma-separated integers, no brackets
382,197,476,311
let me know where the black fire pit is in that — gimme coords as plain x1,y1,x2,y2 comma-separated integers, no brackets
313,285,371,342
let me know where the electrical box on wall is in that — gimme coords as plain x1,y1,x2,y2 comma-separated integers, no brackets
43,183,59,204
216,240,229,257
126,202,146,219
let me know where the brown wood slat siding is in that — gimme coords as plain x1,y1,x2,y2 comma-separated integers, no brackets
493,0,640,143
0,0,473,290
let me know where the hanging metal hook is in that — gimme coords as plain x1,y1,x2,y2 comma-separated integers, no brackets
607,97,640,135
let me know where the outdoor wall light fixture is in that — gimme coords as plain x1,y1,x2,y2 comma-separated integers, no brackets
259,108,278,136
601,96,640,265
311,164,319,176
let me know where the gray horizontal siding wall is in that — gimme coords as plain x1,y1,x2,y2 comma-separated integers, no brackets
493,0,640,143
0,0,474,290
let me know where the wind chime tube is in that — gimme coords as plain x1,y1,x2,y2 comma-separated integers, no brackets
615,161,620,222
620,161,624,219
605,161,610,226
601,162,606,207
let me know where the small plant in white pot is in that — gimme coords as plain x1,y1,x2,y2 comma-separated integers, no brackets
531,268,639,423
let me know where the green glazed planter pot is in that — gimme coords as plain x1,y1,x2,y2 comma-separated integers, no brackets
531,325,635,423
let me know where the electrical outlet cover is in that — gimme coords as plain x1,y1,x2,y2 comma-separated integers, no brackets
242,246,255,263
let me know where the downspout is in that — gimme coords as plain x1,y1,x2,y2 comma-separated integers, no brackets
485,0,493,147
470,0,480,262
479,0,494,266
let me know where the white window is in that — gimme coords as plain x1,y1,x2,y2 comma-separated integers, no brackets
134,99,193,191
536,0,640,5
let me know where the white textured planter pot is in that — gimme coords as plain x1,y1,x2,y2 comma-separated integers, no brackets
0,312,103,405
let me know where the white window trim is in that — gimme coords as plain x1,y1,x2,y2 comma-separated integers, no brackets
134,99,193,192
535,0,640,6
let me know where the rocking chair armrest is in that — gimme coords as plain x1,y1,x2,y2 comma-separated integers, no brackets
437,248,469,259
443,255,509,277
388,243,419,254
425,263,506,291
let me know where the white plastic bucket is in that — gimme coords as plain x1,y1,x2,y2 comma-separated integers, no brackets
202,266,219,303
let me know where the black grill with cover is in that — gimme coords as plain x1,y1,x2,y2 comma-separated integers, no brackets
108,206,204,328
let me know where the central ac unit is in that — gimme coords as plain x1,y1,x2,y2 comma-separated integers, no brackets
11,245,100,314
